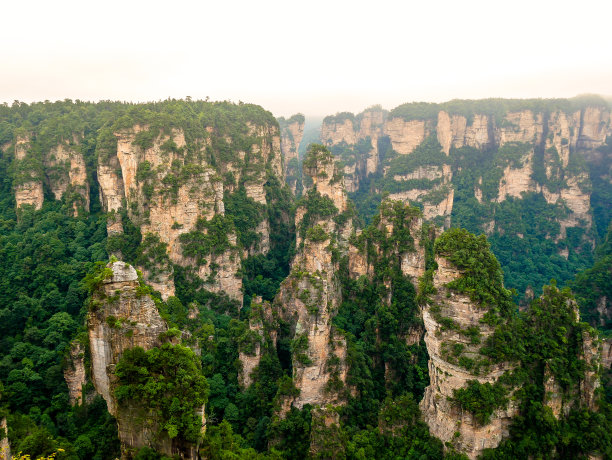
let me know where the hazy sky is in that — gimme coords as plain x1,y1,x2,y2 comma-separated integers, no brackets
2,0,612,117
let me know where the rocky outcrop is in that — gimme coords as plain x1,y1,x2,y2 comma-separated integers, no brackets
269,146,351,412
97,126,242,301
602,338,612,369
238,298,277,387
93,110,284,303
13,135,44,211
321,108,386,192
420,256,517,459
384,118,428,155
389,164,454,226
88,261,168,414
64,341,88,405
88,261,202,459
279,115,305,194
44,142,89,213
0,417,10,460
496,149,535,202
321,101,609,227
14,180,44,210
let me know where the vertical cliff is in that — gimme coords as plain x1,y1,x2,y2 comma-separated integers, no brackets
239,145,353,413
44,140,89,214
319,98,611,301
63,341,89,406
321,107,386,193
419,229,605,458
238,298,278,387
419,251,517,458
13,134,44,210
279,114,305,194
87,260,205,459
275,145,352,411
94,103,285,303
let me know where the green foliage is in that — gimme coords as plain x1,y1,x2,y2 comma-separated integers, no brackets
305,225,329,242
452,380,508,425
302,144,334,171
179,215,235,265
434,228,514,317
114,344,209,443
295,188,338,239
335,201,430,429
224,186,266,249
389,96,609,122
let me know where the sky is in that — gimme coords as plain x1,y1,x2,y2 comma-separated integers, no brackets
2,0,612,117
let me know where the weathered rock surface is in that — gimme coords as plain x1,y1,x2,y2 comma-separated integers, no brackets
279,115,305,194
384,118,428,155
420,256,517,459
322,103,609,230
321,108,386,192
238,299,277,387
88,261,168,414
97,126,243,301
64,341,88,406
88,261,201,459
44,142,89,213
256,147,351,412
13,135,44,211
0,417,10,460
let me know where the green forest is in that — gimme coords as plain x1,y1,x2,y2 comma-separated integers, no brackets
0,99,610,460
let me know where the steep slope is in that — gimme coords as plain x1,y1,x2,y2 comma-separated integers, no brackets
278,114,305,194
1,100,288,307
240,144,353,411
87,260,206,459
320,97,611,300
419,228,605,458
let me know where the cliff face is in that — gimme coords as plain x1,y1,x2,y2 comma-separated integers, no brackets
419,256,517,459
96,114,284,302
88,261,202,459
13,135,44,210
64,341,88,406
321,103,609,233
279,115,305,194
321,108,386,192
277,147,351,411
44,141,89,214
88,261,168,415
11,133,90,213
106,125,233,299
239,146,351,413
238,298,277,387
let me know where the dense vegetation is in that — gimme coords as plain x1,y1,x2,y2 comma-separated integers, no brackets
340,100,611,303
0,98,610,459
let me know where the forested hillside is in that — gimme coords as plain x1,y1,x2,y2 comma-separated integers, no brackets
320,97,612,304
0,99,610,460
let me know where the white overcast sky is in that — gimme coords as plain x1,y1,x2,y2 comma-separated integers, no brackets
2,0,612,117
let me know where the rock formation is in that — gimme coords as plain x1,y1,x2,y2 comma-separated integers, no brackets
0,417,10,460
88,260,203,459
240,145,352,413
419,255,518,459
321,107,386,192
64,341,88,405
44,141,89,214
276,146,351,411
238,298,277,387
95,112,284,302
13,134,44,210
320,101,609,233
279,114,305,194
